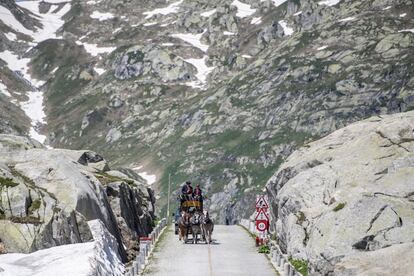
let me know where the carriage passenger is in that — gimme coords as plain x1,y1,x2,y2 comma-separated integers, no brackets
193,185,203,210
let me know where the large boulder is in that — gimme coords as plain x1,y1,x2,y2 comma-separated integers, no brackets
266,112,414,275
0,135,154,263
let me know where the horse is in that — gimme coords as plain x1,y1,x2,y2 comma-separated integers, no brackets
177,211,191,243
190,211,202,244
201,210,214,244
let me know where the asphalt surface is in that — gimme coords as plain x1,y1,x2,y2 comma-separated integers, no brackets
143,225,277,276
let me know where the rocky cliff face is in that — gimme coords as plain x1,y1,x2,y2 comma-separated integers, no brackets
0,134,155,262
0,0,413,223
266,111,414,275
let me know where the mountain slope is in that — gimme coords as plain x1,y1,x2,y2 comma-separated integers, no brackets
0,0,413,223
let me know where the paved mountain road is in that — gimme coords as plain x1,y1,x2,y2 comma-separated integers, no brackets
143,225,277,276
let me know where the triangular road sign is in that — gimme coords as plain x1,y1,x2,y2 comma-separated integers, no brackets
255,208,269,221
256,195,269,209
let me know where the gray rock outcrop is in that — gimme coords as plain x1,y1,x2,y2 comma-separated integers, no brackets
0,134,155,262
266,111,414,275
113,45,195,82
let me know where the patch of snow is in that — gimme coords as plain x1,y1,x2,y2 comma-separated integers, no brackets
20,91,47,143
339,16,356,22
0,5,33,37
0,81,12,97
76,41,116,57
251,17,262,25
143,0,183,19
90,11,115,21
161,43,174,46
262,0,288,7
184,56,215,87
94,67,106,75
87,220,124,275
279,20,294,36
16,1,71,42
42,0,70,3
0,243,96,276
242,55,252,59
131,166,157,185
317,45,328,50
231,0,256,18
112,27,122,34
0,1,71,144
4,32,17,41
399,13,407,17
318,0,342,6
201,9,216,17
0,51,30,81
160,20,176,27
51,67,59,74
87,0,100,4
143,22,158,26
223,31,236,36
294,11,303,16
382,6,391,10
398,29,414,33
138,172,157,185
171,31,209,52
0,220,124,276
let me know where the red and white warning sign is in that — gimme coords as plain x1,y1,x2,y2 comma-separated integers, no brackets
255,208,269,221
255,195,269,212
256,220,269,232
255,208,269,232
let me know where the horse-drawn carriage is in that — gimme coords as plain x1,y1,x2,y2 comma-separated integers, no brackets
174,196,213,244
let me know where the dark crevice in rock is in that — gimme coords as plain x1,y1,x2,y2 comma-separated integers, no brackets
374,168,388,175
375,174,385,181
353,235,376,251
390,207,403,227
374,192,403,198
376,153,396,160
376,131,411,152
366,205,388,233
77,151,105,165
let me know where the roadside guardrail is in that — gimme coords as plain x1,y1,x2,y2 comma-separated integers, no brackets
125,218,167,276
239,219,303,276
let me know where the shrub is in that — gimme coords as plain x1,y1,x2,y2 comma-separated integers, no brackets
258,245,270,254
333,202,346,212
289,257,308,276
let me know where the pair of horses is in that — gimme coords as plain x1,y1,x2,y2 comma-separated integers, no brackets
178,210,214,244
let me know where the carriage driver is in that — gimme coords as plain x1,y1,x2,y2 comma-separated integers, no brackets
181,181,193,201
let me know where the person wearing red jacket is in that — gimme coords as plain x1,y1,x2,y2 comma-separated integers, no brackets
193,185,203,210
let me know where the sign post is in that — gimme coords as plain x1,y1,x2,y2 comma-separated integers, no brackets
254,195,270,243
255,208,269,232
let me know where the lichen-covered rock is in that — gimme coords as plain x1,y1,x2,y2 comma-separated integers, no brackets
266,112,414,275
0,135,155,263
113,45,195,82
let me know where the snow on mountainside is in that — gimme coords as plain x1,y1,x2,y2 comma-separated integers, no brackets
0,0,413,225
0,0,71,143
